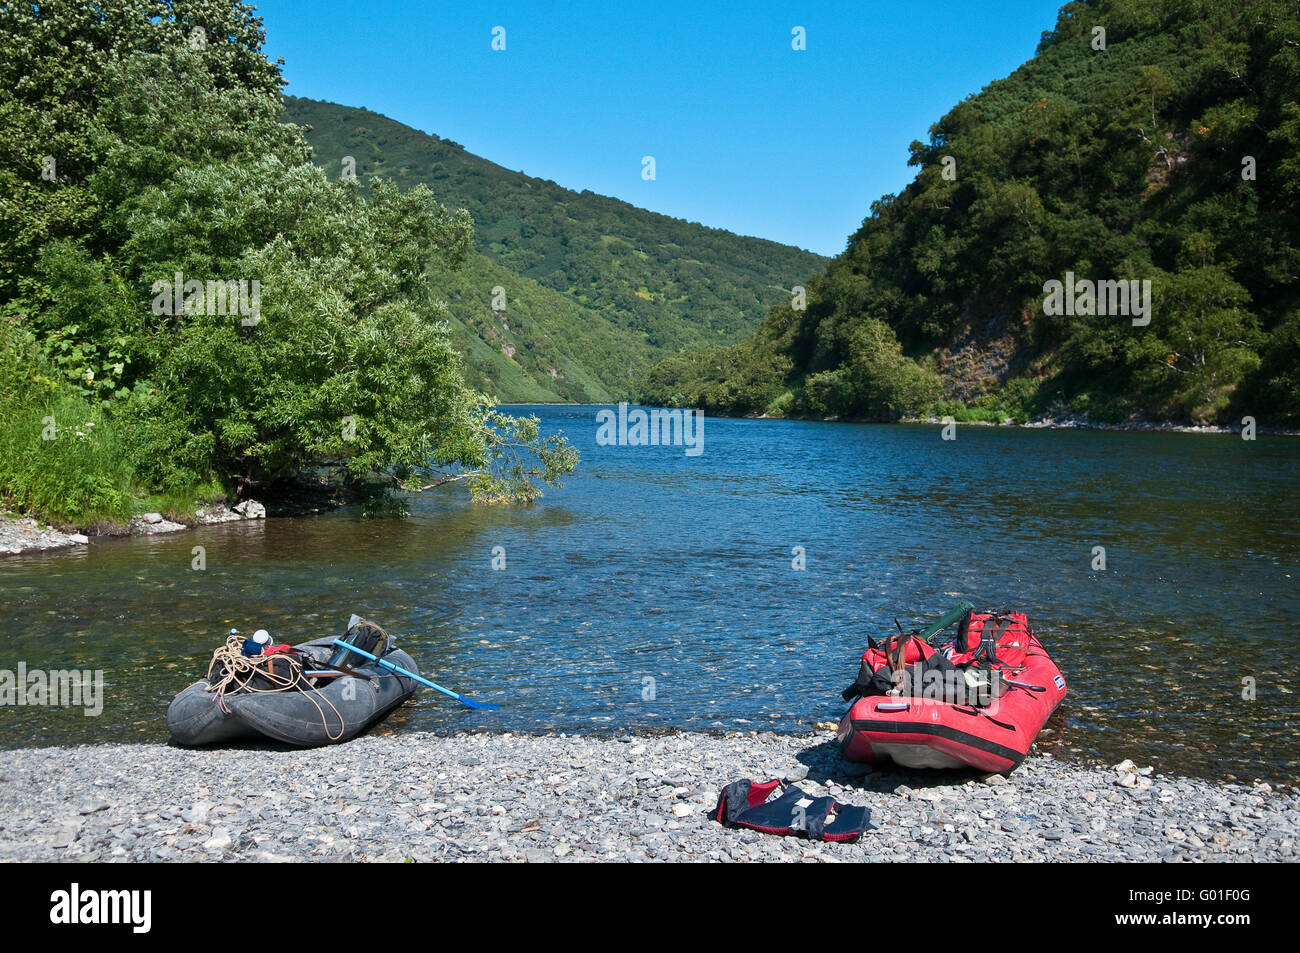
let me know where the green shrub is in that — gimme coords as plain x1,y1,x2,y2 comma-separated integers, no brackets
0,319,135,524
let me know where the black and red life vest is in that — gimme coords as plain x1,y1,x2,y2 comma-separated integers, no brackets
713,779,872,842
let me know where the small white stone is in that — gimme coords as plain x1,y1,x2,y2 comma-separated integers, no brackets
182,802,212,824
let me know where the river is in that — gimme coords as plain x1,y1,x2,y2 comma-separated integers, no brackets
2,406,1296,781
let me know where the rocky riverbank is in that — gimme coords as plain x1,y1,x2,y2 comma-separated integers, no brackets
0,501,265,558
0,731,1292,863
745,409,1298,436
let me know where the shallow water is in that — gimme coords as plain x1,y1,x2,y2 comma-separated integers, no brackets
2,407,1297,781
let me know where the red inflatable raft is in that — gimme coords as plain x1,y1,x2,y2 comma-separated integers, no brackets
837,608,1066,773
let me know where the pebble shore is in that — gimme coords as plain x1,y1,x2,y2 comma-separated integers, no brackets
0,502,264,557
0,731,1293,862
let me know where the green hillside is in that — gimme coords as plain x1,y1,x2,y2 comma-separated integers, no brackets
641,0,1300,426
283,96,827,401
433,252,635,403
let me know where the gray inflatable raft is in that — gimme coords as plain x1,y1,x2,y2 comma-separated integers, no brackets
167,634,420,747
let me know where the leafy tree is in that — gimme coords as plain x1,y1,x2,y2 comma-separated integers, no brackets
0,0,575,514
643,0,1300,426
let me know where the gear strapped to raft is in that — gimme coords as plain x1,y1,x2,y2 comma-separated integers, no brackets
713,778,872,842
201,618,398,741
840,608,1033,707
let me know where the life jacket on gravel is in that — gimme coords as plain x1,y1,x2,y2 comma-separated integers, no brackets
713,779,872,842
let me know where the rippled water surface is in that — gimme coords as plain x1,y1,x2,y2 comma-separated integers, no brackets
2,407,1297,781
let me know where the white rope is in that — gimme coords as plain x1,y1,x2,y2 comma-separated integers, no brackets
205,636,347,741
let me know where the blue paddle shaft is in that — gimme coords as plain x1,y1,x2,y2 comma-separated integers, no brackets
330,639,500,711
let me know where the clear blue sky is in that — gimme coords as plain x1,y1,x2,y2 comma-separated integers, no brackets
254,0,1066,257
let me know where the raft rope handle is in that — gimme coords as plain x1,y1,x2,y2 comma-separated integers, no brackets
205,636,348,742
952,705,1017,732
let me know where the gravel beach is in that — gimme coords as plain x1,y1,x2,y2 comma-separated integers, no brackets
0,731,1292,863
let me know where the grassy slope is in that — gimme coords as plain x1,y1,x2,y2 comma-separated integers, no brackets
283,96,827,402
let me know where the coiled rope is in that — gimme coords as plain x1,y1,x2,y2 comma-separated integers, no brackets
205,635,347,741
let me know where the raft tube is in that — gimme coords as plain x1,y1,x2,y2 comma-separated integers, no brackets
837,611,1067,773
167,636,420,747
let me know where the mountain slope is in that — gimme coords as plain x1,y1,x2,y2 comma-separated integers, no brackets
641,0,1300,425
432,251,641,402
283,96,827,401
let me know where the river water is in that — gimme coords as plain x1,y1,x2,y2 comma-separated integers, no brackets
2,406,1297,781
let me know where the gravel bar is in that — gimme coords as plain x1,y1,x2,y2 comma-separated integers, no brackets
0,731,1293,862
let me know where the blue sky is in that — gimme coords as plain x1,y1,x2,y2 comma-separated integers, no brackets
255,0,1066,257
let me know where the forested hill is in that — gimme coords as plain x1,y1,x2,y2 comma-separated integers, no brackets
640,0,1300,426
283,96,827,401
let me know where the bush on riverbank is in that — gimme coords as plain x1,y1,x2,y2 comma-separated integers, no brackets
0,2,576,517
0,315,133,524
0,314,229,527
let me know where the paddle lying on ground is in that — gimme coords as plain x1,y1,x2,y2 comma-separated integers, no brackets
331,639,501,711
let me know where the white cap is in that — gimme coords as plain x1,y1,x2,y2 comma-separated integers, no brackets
252,629,272,644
